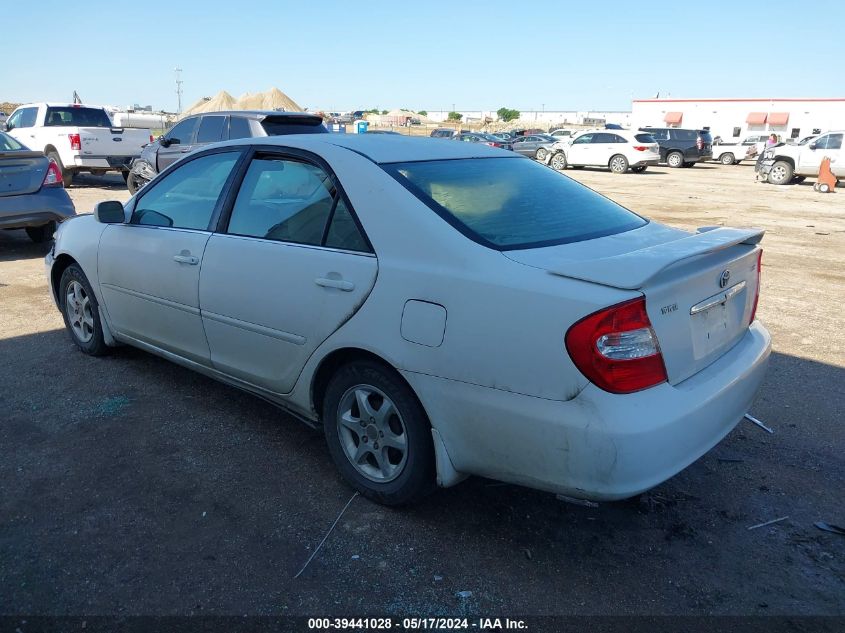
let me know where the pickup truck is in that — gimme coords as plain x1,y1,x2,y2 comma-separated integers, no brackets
711,135,770,165
4,103,151,187
756,131,844,185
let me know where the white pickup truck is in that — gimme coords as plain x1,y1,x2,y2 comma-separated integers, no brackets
710,135,771,165
4,103,151,187
756,131,844,185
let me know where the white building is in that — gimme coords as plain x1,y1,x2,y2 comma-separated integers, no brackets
422,110,631,128
631,98,845,141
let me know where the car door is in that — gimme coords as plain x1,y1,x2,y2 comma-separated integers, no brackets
800,133,843,176
589,132,616,165
198,150,378,394
98,149,243,364
566,133,594,165
157,117,200,171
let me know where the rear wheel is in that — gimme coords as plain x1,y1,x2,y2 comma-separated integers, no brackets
666,151,684,168
767,160,794,185
535,148,548,161
720,152,736,165
25,221,56,243
550,152,567,170
609,154,629,174
59,264,109,356
322,360,436,506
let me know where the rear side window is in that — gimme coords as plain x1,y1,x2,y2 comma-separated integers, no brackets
44,107,112,127
196,115,226,143
384,157,646,250
634,134,656,143
643,128,668,140
228,116,253,139
131,151,240,230
0,133,25,151
673,130,697,141
260,117,328,135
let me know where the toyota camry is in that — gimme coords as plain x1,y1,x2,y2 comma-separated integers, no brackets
46,135,771,505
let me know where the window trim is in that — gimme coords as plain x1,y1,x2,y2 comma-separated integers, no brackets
129,146,248,232
214,146,374,255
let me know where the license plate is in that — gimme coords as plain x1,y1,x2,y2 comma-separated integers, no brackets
690,283,746,359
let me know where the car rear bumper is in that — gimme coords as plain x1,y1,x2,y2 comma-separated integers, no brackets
0,188,76,229
632,158,660,167
404,321,771,500
72,155,135,170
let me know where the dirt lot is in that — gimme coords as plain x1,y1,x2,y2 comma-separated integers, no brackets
1,164,843,618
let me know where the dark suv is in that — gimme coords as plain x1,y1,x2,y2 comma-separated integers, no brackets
126,110,327,193
639,127,713,168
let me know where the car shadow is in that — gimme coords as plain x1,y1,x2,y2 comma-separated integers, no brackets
562,167,666,176
1,324,843,614
0,228,52,262
68,173,126,191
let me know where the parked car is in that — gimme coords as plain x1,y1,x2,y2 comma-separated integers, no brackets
509,128,544,137
47,135,770,506
638,127,713,167
549,128,577,140
0,131,75,242
548,130,660,173
430,128,457,139
511,134,557,160
488,132,514,142
126,111,327,193
4,103,152,187
454,132,513,150
711,135,770,165
755,131,844,185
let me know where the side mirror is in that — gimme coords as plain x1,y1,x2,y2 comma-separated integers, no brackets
159,136,172,147
809,142,818,150
94,201,126,224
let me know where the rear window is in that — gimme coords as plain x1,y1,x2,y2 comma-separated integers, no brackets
634,133,657,143
44,107,112,128
0,132,25,151
260,116,328,135
384,158,646,250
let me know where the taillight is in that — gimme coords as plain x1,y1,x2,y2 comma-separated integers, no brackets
43,159,63,188
633,146,647,151
565,297,668,394
749,250,763,323
68,133,81,151
149,134,154,143
696,137,704,150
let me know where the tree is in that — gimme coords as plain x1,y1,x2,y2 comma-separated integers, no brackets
381,110,389,115
497,107,520,123
418,110,428,116
447,111,462,121
366,108,380,114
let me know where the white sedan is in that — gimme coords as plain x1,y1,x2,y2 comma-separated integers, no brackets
46,135,771,506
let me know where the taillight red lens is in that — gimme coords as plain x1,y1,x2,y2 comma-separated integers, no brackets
149,134,154,143
565,298,668,394
43,159,63,188
696,137,704,150
68,133,81,151
749,250,763,323
633,145,647,151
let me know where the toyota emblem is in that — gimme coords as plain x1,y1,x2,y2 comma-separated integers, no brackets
719,270,731,288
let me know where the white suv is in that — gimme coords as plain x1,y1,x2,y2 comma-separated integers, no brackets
548,130,660,173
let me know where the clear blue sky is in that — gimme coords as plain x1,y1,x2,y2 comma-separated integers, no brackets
3,0,842,113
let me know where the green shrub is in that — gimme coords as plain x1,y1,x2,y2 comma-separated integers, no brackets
447,111,462,121
497,107,520,123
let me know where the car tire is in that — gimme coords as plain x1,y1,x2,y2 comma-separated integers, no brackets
59,264,110,356
550,152,567,171
666,151,684,168
609,154,629,174
25,221,56,243
126,171,147,195
767,160,794,185
720,153,736,165
322,360,436,506
535,148,548,161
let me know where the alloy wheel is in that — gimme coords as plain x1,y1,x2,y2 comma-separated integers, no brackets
65,280,94,343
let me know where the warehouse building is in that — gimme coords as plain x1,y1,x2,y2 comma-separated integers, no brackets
631,98,845,142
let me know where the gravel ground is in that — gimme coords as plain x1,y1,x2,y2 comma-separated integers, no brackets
1,165,843,618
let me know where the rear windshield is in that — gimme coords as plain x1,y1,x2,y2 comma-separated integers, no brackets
0,132,25,151
44,107,113,128
383,158,646,250
260,117,328,135
634,133,657,143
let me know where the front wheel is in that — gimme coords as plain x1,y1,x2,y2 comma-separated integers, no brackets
535,148,548,161
126,171,148,195
550,152,567,170
666,151,684,168
59,264,110,356
767,160,794,185
720,153,736,165
609,154,629,174
323,361,436,506
25,221,56,243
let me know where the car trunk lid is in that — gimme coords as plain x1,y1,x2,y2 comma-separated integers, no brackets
0,151,48,197
505,225,764,384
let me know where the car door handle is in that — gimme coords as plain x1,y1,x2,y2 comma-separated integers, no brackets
315,277,354,291
180,148,191,153
173,254,199,265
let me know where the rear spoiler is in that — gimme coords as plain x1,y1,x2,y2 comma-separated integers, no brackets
0,150,45,160
547,227,764,290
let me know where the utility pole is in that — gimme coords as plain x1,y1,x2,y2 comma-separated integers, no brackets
174,66,183,114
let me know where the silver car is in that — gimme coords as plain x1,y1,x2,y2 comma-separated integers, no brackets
0,132,75,242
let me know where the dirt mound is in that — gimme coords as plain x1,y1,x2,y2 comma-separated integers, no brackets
181,88,301,118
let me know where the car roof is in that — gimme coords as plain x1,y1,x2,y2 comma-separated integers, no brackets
215,133,521,163
181,110,320,121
